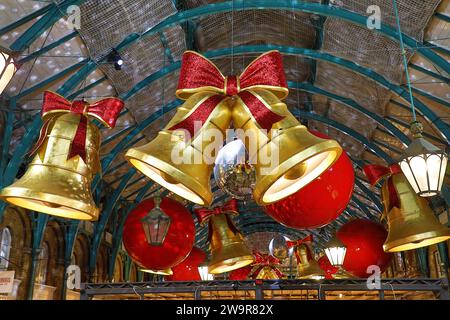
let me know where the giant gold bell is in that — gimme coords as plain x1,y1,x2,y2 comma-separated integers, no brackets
207,214,254,274
0,113,100,220
295,243,325,280
232,89,342,205
125,92,232,206
383,173,450,252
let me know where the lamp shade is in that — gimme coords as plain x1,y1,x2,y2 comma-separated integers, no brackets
399,121,448,197
197,265,213,281
0,50,16,95
324,236,346,267
140,196,171,245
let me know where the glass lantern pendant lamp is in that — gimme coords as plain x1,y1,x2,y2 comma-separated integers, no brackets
390,0,448,197
324,236,353,279
0,47,16,95
399,121,448,197
141,196,171,246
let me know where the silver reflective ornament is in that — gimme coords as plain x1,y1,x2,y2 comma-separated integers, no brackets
269,235,294,260
213,139,256,200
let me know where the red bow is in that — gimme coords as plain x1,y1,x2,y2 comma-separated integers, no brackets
363,164,401,212
194,199,239,224
286,234,313,249
170,51,288,137
29,91,124,161
363,164,401,186
250,251,284,279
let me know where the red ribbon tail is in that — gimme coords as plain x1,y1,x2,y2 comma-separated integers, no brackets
387,176,400,210
68,115,87,161
28,119,52,157
238,91,284,132
169,95,225,138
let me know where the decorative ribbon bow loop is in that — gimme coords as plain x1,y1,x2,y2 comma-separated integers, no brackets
194,198,239,225
169,51,288,137
254,251,280,265
363,164,402,218
251,251,284,279
30,91,124,161
286,234,313,249
176,50,289,100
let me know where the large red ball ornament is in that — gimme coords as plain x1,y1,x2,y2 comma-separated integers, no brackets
123,197,195,270
229,265,253,280
337,219,392,278
166,247,206,281
264,131,354,229
318,255,338,279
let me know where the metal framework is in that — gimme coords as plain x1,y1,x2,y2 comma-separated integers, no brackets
80,278,450,300
1,0,449,294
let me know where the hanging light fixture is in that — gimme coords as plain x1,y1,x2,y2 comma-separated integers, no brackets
324,236,346,267
0,47,16,95
141,196,171,246
399,121,448,197
107,48,124,71
197,264,214,281
391,0,448,197
323,236,353,279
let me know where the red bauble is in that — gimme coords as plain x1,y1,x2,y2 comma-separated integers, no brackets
229,265,253,280
123,197,195,270
318,255,338,279
337,219,392,278
264,131,354,229
166,247,206,281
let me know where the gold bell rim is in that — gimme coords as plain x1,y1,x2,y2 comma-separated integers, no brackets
383,232,450,252
0,186,98,221
125,148,212,206
254,139,342,205
139,268,174,276
208,255,255,274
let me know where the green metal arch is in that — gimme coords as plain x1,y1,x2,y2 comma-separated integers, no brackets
121,45,449,141
115,0,449,74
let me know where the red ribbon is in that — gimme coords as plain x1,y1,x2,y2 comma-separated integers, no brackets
29,91,124,161
171,51,288,137
286,234,313,249
250,251,284,279
287,235,314,263
194,199,239,224
363,164,401,210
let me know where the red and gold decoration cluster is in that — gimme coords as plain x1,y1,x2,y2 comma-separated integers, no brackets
249,252,284,280
125,50,342,207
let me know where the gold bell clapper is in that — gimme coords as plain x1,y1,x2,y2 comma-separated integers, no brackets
364,164,450,252
126,50,342,206
287,235,325,280
0,91,124,220
194,199,254,274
